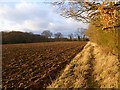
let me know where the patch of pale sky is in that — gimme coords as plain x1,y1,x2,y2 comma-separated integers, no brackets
0,0,88,36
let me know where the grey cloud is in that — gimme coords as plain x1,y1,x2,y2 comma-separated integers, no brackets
0,1,88,35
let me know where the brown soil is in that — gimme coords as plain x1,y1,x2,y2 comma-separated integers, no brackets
2,41,87,89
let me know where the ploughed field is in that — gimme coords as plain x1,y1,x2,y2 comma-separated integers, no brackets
2,41,87,89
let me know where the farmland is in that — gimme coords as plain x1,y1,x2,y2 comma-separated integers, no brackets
2,41,87,89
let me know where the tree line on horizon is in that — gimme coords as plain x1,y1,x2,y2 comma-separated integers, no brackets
2,28,88,44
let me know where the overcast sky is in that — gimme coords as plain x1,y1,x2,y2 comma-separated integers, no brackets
0,0,88,36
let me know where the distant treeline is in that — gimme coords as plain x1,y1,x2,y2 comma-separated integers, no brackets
1,31,74,44
2,31,89,44
2,31,49,44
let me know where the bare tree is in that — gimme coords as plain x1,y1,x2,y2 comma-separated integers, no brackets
75,28,86,41
41,30,53,38
54,32,63,38
68,33,74,40
79,28,86,40
53,0,120,30
74,29,81,41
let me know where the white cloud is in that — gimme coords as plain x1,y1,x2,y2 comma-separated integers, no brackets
23,20,40,30
0,1,88,35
